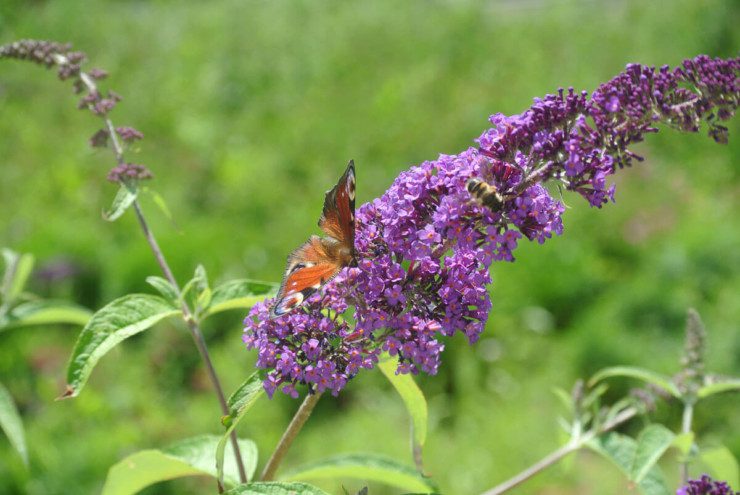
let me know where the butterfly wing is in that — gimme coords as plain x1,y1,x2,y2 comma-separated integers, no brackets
270,236,343,318
319,160,355,248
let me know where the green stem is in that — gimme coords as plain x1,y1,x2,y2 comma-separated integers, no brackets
261,392,324,481
680,401,694,483
480,407,638,495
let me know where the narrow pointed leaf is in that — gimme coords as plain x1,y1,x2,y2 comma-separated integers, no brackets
1,300,91,331
103,183,138,222
145,276,179,303
204,279,278,317
216,372,265,487
697,379,740,399
1,249,34,304
699,445,739,488
0,381,28,466
101,434,257,495
282,453,437,493
631,424,675,483
378,355,427,471
223,482,330,495
141,187,175,223
589,366,680,399
62,294,180,398
587,432,670,495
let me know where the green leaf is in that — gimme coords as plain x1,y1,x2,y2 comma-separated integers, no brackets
204,279,278,317
282,453,437,493
0,300,91,331
216,372,265,487
101,434,257,495
697,379,740,399
61,294,181,398
0,381,28,466
699,445,739,488
672,432,695,457
589,366,681,399
141,186,175,223
145,276,179,303
378,355,428,471
103,183,138,222
223,482,330,495
630,424,675,483
1,249,34,305
587,432,670,495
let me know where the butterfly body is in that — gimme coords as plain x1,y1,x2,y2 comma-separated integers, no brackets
467,178,504,211
271,161,356,318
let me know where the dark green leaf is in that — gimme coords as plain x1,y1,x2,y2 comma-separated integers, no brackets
378,355,427,470
217,372,265,486
0,381,28,466
1,300,91,331
62,294,180,398
101,434,257,495
145,276,179,303
282,453,437,493
102,183,138,222
589,366,680,399
587,432,670,495
204,279,277,317
1,249,34,305
630,424,674,483
223,482,330,495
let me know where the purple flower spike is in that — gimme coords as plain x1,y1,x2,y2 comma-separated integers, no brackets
245,55,739,398
677,475,737,495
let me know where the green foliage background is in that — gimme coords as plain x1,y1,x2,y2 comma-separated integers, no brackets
0,0,738,493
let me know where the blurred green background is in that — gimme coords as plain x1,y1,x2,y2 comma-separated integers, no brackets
1,0,738,493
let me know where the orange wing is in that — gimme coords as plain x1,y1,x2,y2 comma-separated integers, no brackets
319,160,355,248
270,236,343,318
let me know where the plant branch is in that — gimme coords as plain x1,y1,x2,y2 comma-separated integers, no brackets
261,392,324,481
131,201,247,484
480,406,638,495
680,401,694,483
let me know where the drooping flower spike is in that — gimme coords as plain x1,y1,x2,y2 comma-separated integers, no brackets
244,55,739,398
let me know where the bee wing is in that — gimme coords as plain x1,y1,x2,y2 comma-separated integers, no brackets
318,160,355,248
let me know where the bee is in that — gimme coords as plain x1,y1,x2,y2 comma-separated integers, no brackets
466,178,505,211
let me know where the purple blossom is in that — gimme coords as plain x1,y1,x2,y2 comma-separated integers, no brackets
677,475,737,495
244,55,739,398
106,163,153,183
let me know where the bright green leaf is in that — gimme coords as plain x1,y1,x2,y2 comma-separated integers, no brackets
103,183,138,222
101,434,257,495
672,432,695,457
204,279,277,317
62,294,181,398
631,424,675,483
378,355,427,470
223,482,330,495
697,379,740,399
587,432,670,495
217,372,265,487
589,366,681,399
0,381,28,466
1,300,91,331
700,445,739,488
145,276,179,303
141,186,175,223
282,453,437,493
1,249,34,305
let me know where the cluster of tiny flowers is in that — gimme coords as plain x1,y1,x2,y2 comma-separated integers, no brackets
677,475,738,495
0,39,150,184
244,55,738,398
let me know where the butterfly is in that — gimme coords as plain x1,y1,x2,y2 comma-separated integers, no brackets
270,160,357,318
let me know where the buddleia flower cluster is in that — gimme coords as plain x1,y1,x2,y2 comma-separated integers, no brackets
244,55,739,398
0,39,151,184
677,475,738,495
